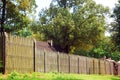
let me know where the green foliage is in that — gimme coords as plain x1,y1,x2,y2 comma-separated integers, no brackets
111,52,120,61
13,28,32,37
74,37,120,61
4,0,37,33
89,47,110,59
37,0,109,53
111,0,120,51
74,50,90,57
7,71,21,80
71,0,109,51
6,72,40,80
30,21,46,40
43,8,75,53
89,38,112,58
0,78,3,80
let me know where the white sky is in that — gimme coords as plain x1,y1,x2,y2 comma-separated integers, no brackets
94,0,117,9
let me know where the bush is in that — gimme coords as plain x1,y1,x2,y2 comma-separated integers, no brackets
7,71,21,80
111,52,120,61
74,50,90,57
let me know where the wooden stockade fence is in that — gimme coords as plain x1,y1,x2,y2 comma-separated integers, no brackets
4,33,34,73
0,33,120,76
35,49,114,75
7,34,34,73
118,63,120,75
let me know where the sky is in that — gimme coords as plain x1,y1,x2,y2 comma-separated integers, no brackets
94,0,117,9
35,0,118,16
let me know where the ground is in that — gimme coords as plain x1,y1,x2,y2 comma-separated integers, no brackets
0,72,120,80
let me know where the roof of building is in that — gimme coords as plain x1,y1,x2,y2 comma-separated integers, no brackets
36,41,57,52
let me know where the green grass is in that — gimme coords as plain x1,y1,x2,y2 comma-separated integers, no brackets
0,72,120,80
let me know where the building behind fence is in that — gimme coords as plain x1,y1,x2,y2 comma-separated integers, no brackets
0,33,120,75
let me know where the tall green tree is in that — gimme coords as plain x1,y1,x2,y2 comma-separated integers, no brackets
3,0,37,33
44,8,75,53
111,0,120,51
72,0,109,51
38,0,109,53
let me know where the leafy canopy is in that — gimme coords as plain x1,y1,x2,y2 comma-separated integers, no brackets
4,0,37,33
36,0,109,53
111,0,120,51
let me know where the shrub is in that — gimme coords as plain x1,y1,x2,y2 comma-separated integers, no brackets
7,71,21,80
111,52,120,61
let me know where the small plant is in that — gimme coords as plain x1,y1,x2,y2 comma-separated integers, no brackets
7,71,21,80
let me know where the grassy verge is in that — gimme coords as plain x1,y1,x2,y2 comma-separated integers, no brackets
0,72,120,80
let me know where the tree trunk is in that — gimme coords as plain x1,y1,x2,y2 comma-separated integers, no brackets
1,0,6,32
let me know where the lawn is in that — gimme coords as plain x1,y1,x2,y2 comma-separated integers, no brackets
0,72,120,80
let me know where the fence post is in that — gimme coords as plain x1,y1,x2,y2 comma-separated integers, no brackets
78,57,79,74
93,59,95,74
98,59,100,74
0,32,5,74
3,32,7,74
57,52,59,73
104,60,106,74
68,55,70,73
86,57,87,74
33,39,36,72
44,50,46,73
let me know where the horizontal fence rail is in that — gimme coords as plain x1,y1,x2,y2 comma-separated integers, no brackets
0,32,120,75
